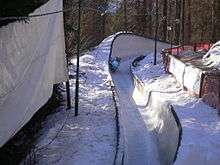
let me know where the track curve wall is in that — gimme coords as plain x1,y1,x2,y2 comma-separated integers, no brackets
130,56,182,165
108,33,181,165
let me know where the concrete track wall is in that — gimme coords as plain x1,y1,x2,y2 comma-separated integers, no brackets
146,94,180,165
109,33,181,165
131,56,182,165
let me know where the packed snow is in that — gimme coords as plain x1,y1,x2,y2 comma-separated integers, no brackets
21,33,220,165
132,52,220,165
23,37,117,165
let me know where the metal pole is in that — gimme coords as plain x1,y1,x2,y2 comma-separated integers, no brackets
66,81,71,109
154,0,159,65
75,0,81,116
171,27,173,55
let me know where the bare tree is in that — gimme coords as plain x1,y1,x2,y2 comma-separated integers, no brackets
181,0,185,44
186,0,191,43
175,0,181,44
162,0,168,41
212,0,220,42
124,0,128,32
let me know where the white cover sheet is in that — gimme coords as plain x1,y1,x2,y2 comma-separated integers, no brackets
0,0,67,147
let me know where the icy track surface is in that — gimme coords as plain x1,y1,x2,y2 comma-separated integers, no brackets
110,36,172,165
23,36,117,165
132,53,220,165
112,57,160,165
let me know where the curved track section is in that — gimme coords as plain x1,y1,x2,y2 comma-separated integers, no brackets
131,62,182,164
109,33,175,165
113,58,160,165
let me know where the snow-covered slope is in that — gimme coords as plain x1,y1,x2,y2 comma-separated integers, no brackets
22,32,220,165
23,35,117,165
132,53,220,165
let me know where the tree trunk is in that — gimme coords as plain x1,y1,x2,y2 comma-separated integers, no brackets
212,0,220,42
142,0,147,36
168,0,172,43
154,0,159,65
102,14,106,39
124,0,128,32
162,0,168,41
186,0,191,44
181,0,185,44
148,0,153,36
136,0,141,33
175,0,181,44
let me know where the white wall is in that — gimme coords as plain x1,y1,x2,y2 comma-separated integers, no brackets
0,0,67,147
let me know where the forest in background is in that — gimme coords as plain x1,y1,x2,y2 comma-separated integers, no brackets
0,0,219,57
64,0,220,58
0,0,49,26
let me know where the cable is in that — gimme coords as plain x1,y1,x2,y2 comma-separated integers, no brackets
0,1,81,21
0,0,113,21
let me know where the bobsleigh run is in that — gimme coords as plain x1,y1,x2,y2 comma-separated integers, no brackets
1,2,220,163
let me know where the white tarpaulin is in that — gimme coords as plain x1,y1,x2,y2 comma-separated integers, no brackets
0,0,67,147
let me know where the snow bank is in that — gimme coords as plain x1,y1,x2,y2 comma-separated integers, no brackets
132,52,220,165
23,35,117,165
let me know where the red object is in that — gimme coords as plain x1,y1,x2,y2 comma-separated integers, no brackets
163,42,212,56
161,42,220,112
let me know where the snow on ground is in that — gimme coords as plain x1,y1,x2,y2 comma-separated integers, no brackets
23,36,117,165
21,33,220,165
132,53,220,165
132,52,166,82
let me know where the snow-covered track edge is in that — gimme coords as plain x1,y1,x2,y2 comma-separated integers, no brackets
107,32,129,165
130,56,183,164
110,81,125,165
108,32,175,165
